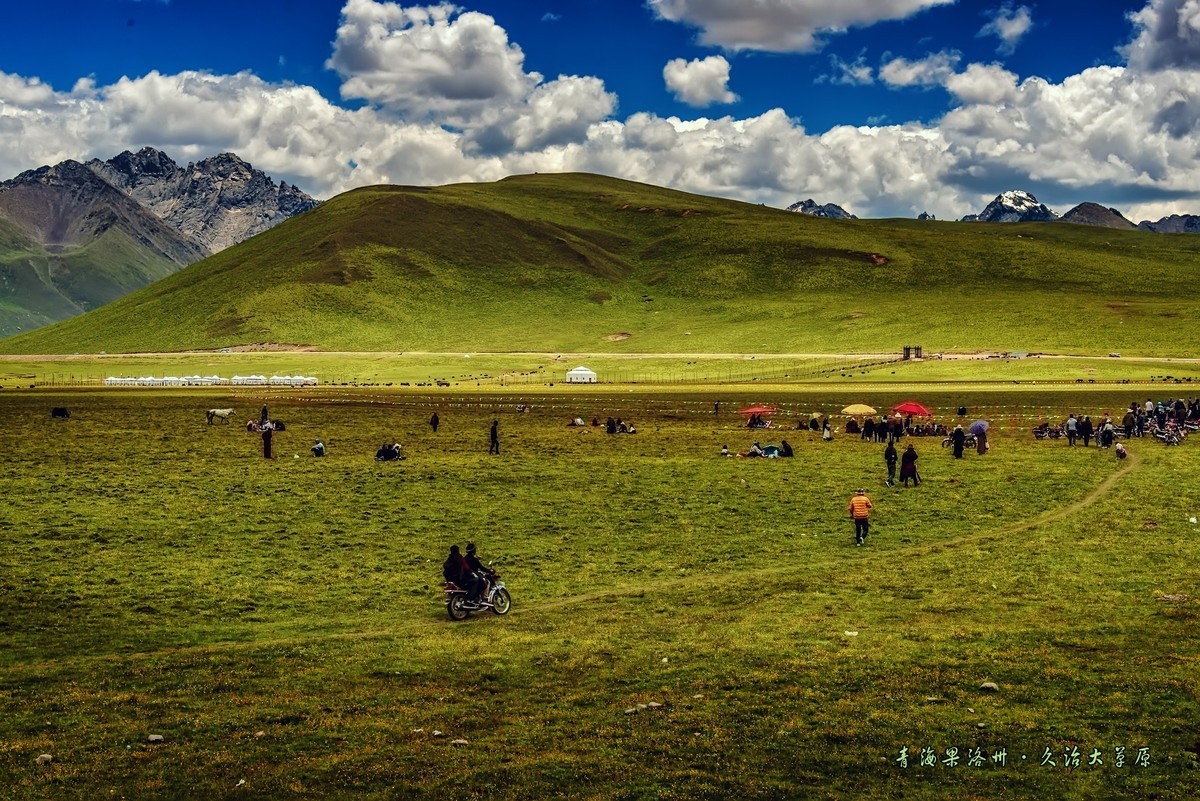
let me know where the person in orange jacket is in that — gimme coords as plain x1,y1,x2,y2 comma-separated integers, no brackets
848,488,873,546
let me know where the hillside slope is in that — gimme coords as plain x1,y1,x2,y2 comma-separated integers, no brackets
0,162,206,337
3,173,1200,356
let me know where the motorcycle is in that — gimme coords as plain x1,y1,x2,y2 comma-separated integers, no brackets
941,432,977,449
443,569,511,620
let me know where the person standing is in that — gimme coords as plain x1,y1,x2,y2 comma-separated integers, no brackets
430,412,440,433
900,444,919,486
261,421,274,459
975,428,988,455
1081,415,1093,447
822,417,833,441
848,488,873,546
489,419,500,454
884,441,898,487
260,404,269,425
951,425,966,459
1065,414,1078,446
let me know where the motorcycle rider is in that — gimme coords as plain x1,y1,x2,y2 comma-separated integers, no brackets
465,542,494,602
442,545,480,600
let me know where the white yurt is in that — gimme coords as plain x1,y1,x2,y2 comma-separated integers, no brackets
566,366,598,384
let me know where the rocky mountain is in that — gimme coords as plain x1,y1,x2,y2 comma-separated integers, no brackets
1137,214,1200,233
88,147,319,252
0,160,210,337
1060,202,1136,229
967,190,1058,223
917,211,936,221
0,159,209,264
0,148,318,337
786,199,857,219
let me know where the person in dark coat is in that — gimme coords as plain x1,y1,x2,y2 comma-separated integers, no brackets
443,545,479,597
780,440,794,458
260,404,269,425
489,419,500,454
1080,416,1093,447
863,417,875,441
261,423,273,459
900,444,919,486
975,430,988,455
430,412,440,433
951,425,966,459
884,441,898,486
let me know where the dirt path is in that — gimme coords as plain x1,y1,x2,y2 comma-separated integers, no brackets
0,453,1140,673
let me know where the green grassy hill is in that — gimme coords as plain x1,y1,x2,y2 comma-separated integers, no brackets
3,172,1200,355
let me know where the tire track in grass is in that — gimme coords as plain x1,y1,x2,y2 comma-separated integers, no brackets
0,453,1140,674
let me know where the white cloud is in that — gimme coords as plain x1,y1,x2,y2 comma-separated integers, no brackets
663,55,738,106
647,0,955,52
1122,0,1200,71
824,53,875,85
978,4,1033,54
879,51,961,87
944,62,1020,104
466,75,616,154
327,0,539,123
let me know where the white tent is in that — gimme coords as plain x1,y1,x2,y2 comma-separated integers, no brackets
566,366,597,384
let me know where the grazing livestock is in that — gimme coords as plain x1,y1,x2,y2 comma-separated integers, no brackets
51,407,70,419
207,408,235,425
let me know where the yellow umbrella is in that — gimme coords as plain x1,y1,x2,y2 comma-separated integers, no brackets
842,404,877,415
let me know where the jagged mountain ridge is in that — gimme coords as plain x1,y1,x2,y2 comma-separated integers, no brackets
88,147,319,253
968,190,1058,223
0,148,318,337
786,199,856,219
1137,214,1200,233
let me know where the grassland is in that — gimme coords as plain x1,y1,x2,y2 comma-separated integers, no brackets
1,385,1198,799
4,173,1200,356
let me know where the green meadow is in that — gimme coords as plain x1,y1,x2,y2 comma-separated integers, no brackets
1,385,1197,799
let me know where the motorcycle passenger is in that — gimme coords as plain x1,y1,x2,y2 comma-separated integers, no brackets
442,545,479,599
465,542,494,602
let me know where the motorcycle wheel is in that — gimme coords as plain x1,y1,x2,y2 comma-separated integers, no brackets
447,595,470,621
491,588,512,615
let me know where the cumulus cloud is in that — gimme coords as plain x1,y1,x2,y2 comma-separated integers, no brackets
466,75,616,154
647,0,955,52
978,4,1033,54
1122,0,1200,71
879,51,961,87
663,55,738,106
327,0,540,122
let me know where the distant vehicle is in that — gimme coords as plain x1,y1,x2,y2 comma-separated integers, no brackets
1109,352,1121,358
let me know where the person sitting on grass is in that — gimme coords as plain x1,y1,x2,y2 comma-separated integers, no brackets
1115,442,1128,460
311,440,326,457
780,440,794,458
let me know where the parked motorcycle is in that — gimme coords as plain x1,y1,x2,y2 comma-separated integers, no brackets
443,569,511,620
941,432,977,449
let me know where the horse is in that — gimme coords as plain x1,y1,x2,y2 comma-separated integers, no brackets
207,408,234,425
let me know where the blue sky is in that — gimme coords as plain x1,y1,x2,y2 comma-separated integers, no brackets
1,1,1197,220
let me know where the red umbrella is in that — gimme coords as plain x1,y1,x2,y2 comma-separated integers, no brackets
892,401,932,416
738,404,778,416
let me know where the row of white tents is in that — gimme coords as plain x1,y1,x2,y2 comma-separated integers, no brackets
103,375,318,387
